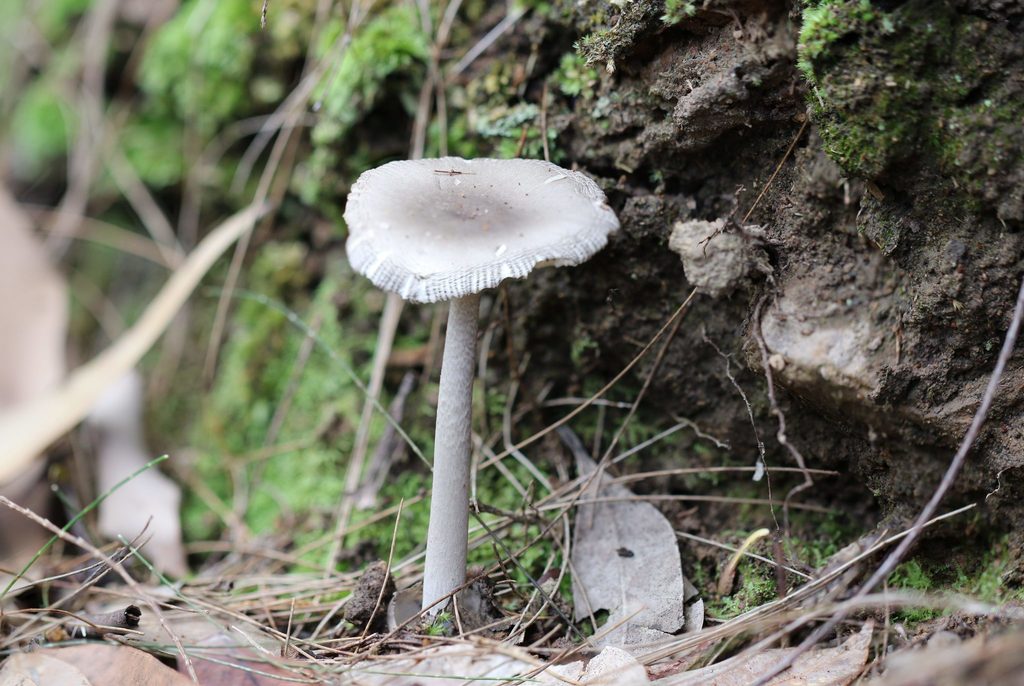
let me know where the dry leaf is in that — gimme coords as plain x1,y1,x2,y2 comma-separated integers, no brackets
338,645,536,685
0,203,263,482
873,628,1024,686
177,633,310,686
0,187,67,411
4,645,191,686
336,644,646,685
550,646,652,685
0,652,92,686
133,608,305,684
564,428,700,650
656,620,873,685
87,372,186,576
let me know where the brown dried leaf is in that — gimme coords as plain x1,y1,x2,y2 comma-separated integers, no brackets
0,186,68,568
657,621,873,685
873,628,1024,686
6,645,191,686
177,633,311,685
0,652,92,686
567,429,701,650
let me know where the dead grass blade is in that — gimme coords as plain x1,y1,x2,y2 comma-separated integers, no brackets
0,203,265,482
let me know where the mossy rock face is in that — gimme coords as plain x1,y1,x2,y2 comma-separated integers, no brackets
799,0,1024,222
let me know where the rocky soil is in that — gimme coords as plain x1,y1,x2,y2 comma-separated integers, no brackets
503,0,1023,546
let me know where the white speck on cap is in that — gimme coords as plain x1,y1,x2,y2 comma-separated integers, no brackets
343,157,620,303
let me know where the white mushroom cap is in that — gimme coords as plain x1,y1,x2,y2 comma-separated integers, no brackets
343,157,619,303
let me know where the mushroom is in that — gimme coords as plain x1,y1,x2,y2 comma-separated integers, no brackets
344,157,619,613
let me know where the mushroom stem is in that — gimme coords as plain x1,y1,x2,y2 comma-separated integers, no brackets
422,292,480,614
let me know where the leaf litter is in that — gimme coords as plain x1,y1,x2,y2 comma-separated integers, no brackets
564,427,703,651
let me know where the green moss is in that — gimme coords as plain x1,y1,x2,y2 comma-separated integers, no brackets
293,4,428,214
140,0,262,134
707,557,777,619
888,560,942,624
798,0,1022,218
798,0,945,178
797,0,878,82
184,247,377,548
890,559,933,591
884,538,1024,626
569,0,661,72
788,511,859,568
661,0,696,25
310,5,428,145
9,80,74,174
33,0,91,41
120,116,184,188
570,334,599,366
551,52,600,100
471,102,560,161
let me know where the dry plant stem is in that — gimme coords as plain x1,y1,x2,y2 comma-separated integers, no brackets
449,6,525,77
756,274,1024,686
356,372,417,509
0,204,263,481
359,499,403,641
331,293,403,568
45,0,118,257
267,313,323,447
676,530,810,580
754,295,813,528
106,147,184,266
31,208,173,266
741,120,808,224
599,296,687,464
422,293,480,614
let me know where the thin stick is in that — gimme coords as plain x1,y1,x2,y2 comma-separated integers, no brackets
741,119,807,224
331,293,403,573
753,295,813,531
676,531,810,580
755,274,1024,685
540,83,550,162
205,1,367,380
448,7,525,77
360,499,404,641
598,295,688,464
44,0,119,257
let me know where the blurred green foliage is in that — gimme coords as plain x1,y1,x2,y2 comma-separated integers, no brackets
296,4,429,215
10,81,74,175
140,0,262,135
310,5,429,146
187,246,366,546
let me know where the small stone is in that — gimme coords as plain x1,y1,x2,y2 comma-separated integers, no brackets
667,218,770,298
